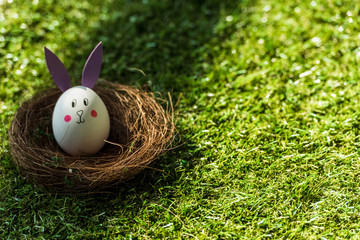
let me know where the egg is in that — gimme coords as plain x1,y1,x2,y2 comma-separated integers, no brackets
52,86,110,156
44,42,110,156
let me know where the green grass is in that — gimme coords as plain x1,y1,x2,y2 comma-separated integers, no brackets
2,0,360,238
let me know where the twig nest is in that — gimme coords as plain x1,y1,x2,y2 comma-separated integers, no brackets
9,80,175,194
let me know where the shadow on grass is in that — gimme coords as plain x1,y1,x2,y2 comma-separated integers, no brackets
87,0,243,195
92,0,243,91
69,0,256,219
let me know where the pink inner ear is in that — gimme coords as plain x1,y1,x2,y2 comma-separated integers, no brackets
64,115,71,122
91,110,97,118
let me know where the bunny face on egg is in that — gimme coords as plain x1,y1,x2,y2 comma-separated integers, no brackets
45,42,110,156
52,86,110,156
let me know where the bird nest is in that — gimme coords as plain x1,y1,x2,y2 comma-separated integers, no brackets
9,80,176,194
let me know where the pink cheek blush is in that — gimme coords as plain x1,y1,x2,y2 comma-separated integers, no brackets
91,110,98,118
64,115,71,122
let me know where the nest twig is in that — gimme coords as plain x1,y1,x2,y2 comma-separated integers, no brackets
8,80,176,194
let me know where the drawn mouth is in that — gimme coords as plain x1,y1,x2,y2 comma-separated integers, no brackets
76,110,85,124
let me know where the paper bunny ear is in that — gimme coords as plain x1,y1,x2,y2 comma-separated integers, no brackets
44,47,71,92
82,42,102,89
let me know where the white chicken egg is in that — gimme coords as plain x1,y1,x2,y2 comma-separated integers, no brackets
44,42,111,156
52,86,110,156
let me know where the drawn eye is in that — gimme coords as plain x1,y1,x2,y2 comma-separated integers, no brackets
71,99,77,108
83,98,89,106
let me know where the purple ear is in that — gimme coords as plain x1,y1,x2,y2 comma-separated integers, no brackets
44,47,71,92
82,42,102,89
